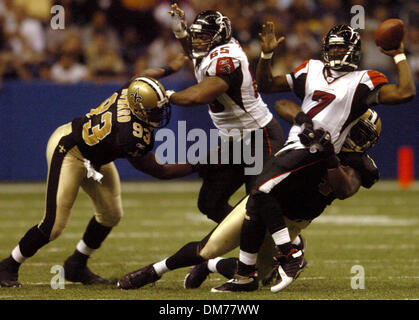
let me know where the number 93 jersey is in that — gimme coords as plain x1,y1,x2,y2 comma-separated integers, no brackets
193,38,273,133
71,83,155,167
285,59,388,153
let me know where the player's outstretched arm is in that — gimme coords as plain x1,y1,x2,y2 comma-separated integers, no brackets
377,43,416,105
168,76,229,107
256,21,290,93
128,152,196,180
168,3,191,57
133,53,189,81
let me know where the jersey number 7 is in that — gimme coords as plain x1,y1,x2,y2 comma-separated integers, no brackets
307,90,336,118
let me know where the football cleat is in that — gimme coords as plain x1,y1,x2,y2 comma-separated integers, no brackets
117,264,161,290
268,248,307,293
63,256,110,285
184,261,210,289
0,260,21,288
294,234,307,253
211,272,258,293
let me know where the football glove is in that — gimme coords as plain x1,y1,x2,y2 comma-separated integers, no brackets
296,112,315,146
309,129,339,168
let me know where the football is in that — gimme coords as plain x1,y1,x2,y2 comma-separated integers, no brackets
374,18,405,50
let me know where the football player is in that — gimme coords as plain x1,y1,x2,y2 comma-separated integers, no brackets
216,22,416,293
116,103,381,292
0,54,197,288
164,4,285,223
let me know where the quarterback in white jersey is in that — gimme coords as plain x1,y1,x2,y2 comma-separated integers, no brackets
284,58,389,153
166,6,285,223
217,22,416,293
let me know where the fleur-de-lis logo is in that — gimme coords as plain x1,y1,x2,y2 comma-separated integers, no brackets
130,90,143,105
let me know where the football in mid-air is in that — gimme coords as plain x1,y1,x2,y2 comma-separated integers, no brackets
374,18,404,50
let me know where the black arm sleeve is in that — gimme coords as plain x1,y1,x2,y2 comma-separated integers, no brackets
290,72,307,100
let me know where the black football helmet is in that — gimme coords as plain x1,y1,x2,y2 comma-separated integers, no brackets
189,10,232,59
343,109,381,152
322,25,361,71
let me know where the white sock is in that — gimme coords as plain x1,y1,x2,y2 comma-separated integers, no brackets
11,245,26,264
271,228,291,246
76,240,96,256
153,259,169,276
207,257,223,273
239,250,257,266
292,235,301,246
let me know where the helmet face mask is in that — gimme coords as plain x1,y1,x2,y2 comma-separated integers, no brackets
343,109,381,152
189,10,232,59
322,25,361,71
127,77,171,128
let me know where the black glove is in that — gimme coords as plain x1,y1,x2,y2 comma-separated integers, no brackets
294,111,313,127
309,128,340,168
296,112,315,146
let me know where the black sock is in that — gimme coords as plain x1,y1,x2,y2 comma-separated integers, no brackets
18,225,50,258
68,250,89,265
166,241,206,270
216,257,238,279
237,261,256,277
0,256,21,273
82,217,112,250
239,217,266,254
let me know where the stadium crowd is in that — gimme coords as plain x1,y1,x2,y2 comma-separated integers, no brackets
0,0,418,87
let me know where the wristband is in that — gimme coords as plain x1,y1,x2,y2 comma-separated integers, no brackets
166,90,175,100
260,51,274,59
162,66,175,77
174,29,188,39
393,53,406,64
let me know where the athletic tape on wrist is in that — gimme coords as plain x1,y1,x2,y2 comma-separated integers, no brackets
393,53,406,64
261,51,274,59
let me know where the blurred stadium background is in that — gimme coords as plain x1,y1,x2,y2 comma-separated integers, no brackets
0,0,418,300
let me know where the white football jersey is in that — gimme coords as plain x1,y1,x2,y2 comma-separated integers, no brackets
193,38,273,136
283,59,388,153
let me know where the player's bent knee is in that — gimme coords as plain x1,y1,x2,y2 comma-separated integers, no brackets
197,199,230,223
199,242,221,260
95,209,123,227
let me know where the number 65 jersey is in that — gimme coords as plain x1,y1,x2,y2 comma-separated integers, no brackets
284,59,388,153
193,38,273,134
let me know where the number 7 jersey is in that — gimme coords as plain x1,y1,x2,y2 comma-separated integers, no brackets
285,59,388,152
193,38,273,133
71,83,155,168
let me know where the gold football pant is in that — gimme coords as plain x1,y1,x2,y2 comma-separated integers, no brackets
38,122,123,241
199,196,311,277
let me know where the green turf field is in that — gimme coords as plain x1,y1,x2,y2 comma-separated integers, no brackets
0,180,418,300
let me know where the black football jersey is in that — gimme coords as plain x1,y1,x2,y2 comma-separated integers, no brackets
71,83,154,168
275,152,379,221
